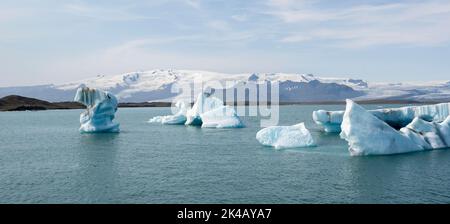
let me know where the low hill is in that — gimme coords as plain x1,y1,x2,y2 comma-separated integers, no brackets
0,95,84,111
0,95,172,111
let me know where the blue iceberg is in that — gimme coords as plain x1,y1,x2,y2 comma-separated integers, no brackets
256,123,315,149
200,105,244,128
151,92,244,128
187,93,243,128
312,110,344,133
149,101,188,125
313,102,450,133
185,93,223,126
340,100,450,156
74,87,120,133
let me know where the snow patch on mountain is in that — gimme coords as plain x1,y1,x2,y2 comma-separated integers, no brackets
0,69,449,103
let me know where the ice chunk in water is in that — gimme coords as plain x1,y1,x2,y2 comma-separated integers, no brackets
201,106,244,128
149,101,187,125
314,102,450,132
312,110,343,132
256,123,315,149
150,93,244,128
185,92,224,126
74,87,120,133
340,100,450,156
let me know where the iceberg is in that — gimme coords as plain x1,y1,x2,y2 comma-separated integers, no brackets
256,123,315,149
185,93,223,126
150,92,244,128
149,101,188,125
74,87,120,133
340,100,450,156
185,93,244,128
312,110,344,132
313,102,450,132
200,105,244,128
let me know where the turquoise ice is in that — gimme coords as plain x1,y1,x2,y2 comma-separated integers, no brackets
313,102,450,133
340,100,450,156
74,87,120,133
150,92,244,128
148,101,188,125
256,123,315,149
200,105,244,128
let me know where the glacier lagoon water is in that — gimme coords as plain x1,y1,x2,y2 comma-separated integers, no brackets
1,105,450,203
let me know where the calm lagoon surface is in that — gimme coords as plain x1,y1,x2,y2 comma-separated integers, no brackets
1,105,450,203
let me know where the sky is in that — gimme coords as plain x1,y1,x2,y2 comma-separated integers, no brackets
1,0,450,87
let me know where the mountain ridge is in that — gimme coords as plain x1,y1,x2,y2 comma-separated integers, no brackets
0,69,449,103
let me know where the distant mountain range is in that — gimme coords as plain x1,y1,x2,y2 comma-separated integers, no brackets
0,69,449,103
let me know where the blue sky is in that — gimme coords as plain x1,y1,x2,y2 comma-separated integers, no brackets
1,0,450,86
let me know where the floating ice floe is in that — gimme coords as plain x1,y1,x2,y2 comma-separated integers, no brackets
149,92,244,128
184,92,223,126
256,123,315,149
74,87,120,133
200,106,244,128
340,99,450,156
148,101,188,125
312,110,344,133
313,102,450,133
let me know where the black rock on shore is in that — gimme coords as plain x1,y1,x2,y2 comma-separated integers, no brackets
0,95,84,111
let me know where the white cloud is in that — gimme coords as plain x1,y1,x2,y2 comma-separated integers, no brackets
231,14,247,22
63,3,157,21
206,20,231,31
282,23,450,48
185,0,201,9
40,37,296,84
104,36,203,54
268,0,450,47
281,34,312,43
267,0,311,9
0,8,28,22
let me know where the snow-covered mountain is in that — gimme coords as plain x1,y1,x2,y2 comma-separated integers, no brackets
0,69,449,103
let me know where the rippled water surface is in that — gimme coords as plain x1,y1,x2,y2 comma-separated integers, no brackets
1,105,450,203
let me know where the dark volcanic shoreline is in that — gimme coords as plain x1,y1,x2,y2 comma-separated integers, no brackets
0,95,447,112
0,95,175,111
0,95,84,111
